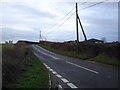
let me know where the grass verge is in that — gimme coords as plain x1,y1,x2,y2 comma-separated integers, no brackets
39,44,119,66
39,44,89,60
15,55,49,88
90,55,120,66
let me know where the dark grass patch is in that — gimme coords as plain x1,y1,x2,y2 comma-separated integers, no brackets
39,44,119,66
90,55,120,66
2,43,33,88
39,44,90,60
2,43,49,88
15,55,49,88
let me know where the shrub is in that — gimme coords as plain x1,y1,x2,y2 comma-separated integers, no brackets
2,43,32,88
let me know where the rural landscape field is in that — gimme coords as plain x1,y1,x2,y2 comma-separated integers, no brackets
1,0,119,89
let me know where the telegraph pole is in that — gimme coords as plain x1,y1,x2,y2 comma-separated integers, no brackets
39,30,42,42
77,15,87,41
76,3,79,42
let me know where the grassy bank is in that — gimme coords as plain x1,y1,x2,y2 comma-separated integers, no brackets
39,44,119,66
15,55,49,88
91,55,120,66
39,44,89,59
2,43,49,88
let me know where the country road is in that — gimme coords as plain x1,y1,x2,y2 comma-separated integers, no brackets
32,45,119,89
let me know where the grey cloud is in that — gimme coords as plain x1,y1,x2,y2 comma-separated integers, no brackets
2,27,39,43
1,2,118,43
4,2,56,18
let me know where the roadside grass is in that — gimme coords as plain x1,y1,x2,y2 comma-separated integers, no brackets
39,44,119,66
1,43,14,48
15,55,49,88
2,43,49,88
39,44,90,60
1,43,14,46
90,55,120,66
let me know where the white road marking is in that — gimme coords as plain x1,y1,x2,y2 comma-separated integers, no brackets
67,83,78,88
43,62,48,67
66,61,99,74
33,46,78,89
46,66,50,69
56,74,62,78
48,54,60,59
45,65,48,67
58,84,63,89
40,52,48,55
61,78,69,83
43,63,47,66
49,69,53,71
34,46,60,60
52,71,57,74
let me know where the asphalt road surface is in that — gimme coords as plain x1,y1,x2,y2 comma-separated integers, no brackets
32,45,119,89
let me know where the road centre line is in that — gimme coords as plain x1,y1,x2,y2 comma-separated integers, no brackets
66,61,99,74
34,46,60,60
48,54,60,59
33,48,78,89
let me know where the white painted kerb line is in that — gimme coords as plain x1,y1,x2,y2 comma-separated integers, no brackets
66,61,99,74
46,66,50,69
52,71,57,74
61,78,69,83
67,83,78,88
49,69,53,72
42,62,78,89
56,74,62,78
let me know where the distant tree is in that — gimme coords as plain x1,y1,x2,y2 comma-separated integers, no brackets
5,41,8,44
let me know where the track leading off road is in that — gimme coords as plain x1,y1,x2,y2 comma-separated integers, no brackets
32,45,119,89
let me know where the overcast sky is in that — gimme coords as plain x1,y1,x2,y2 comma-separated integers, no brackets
0,0,118,43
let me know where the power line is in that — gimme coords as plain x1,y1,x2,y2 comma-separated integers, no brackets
59,6,75,22
46,6,75,31
79,0,92,6
79,2,87,5
47,11,75,35
55,12,75,29
79,2,104,11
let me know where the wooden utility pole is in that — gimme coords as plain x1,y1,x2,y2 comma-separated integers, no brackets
77,14,87,41
76,3,79,42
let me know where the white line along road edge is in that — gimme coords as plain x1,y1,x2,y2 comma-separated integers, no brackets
43,63,78,89
67,83,78,88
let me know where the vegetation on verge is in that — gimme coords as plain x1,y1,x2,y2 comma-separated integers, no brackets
39,44,89,60
2,42,49,88
39,44,119,66
15,55,49,88
91,55,120,66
